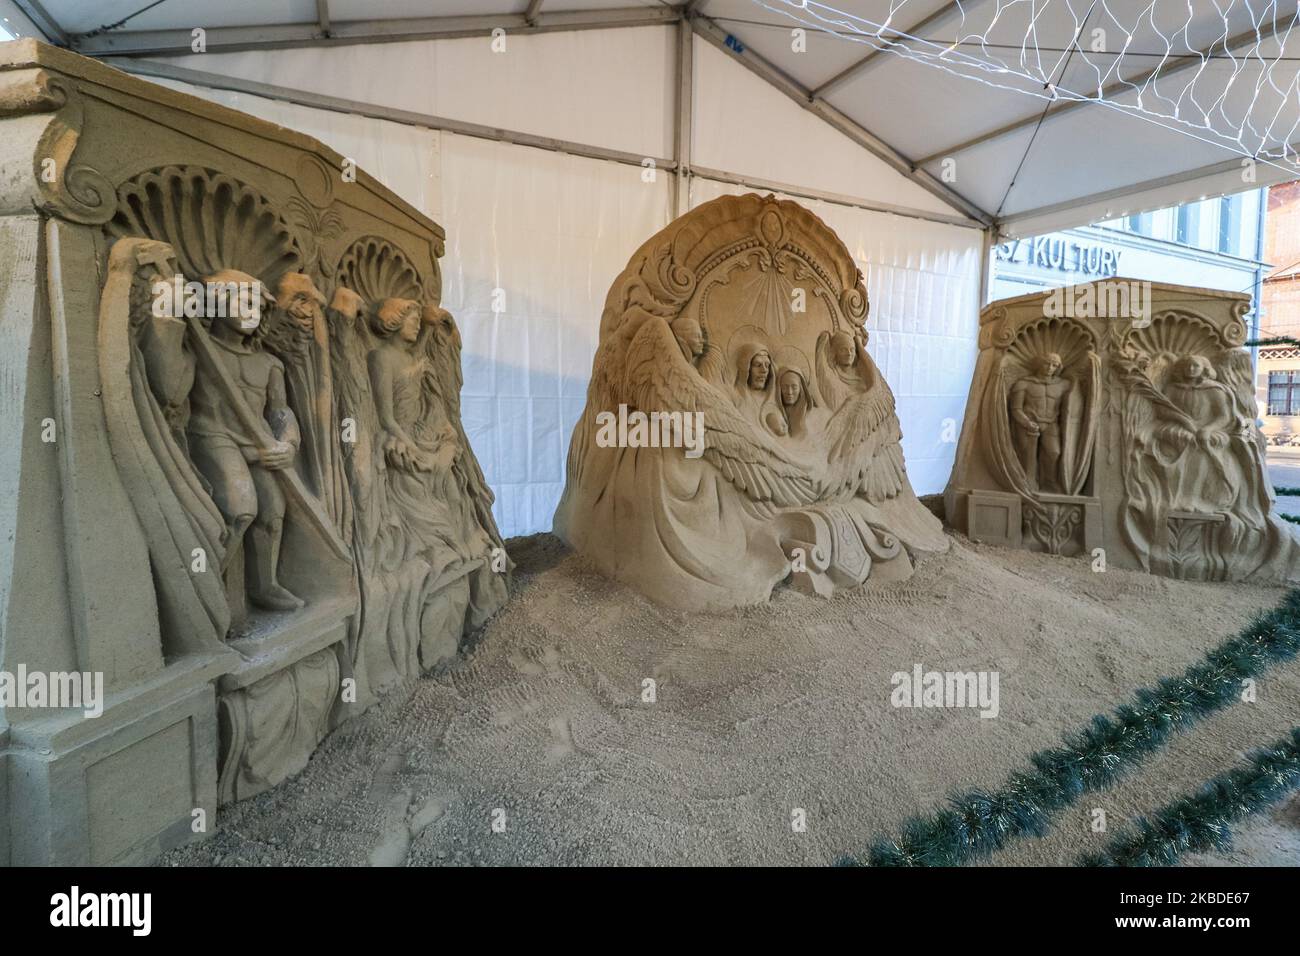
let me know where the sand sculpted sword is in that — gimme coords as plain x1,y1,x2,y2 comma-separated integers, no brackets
183,310,352,562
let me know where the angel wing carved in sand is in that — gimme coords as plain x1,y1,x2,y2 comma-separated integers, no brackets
619,314,818,506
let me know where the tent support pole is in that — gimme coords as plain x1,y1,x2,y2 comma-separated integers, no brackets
674,12,694,219
979,226,996,307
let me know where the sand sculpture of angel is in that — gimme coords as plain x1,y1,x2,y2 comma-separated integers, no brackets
802,328,906,501
417,304,502,566
624,317,818,506
365,297,466,572
814,328,876,410
259,272,350,533
670,314,728,386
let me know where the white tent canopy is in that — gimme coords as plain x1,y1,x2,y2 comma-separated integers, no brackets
6,0,1298,235
1,0,1292,535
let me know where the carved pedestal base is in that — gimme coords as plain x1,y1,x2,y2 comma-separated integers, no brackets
781,503,912,598
955,489,1101,558
961,489,1023,549
1023,493,1102,557
3,657,228,865
217,598,353,805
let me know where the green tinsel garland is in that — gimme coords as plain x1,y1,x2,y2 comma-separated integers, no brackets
1080,727,1300,866
1271,489,1300,525
843,590,1300,867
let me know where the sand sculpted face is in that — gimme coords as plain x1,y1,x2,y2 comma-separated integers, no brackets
1174,354,1210,383
830,331,856,368
205,269,270,335
553,193,948,611
278,272,325,333
374,298,422,344
780,369,803,407
400,309,421,344
672,316,706,362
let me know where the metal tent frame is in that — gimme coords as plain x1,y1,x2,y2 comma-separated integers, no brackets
5,0,1297,297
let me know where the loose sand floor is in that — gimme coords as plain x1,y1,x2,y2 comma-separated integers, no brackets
163,533,1300,866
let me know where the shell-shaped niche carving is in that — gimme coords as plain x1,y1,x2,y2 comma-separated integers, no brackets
333,236,423,304
1125,311,1224,387
1005,316,1095,375
107,166,303,286
1127,310,1223,358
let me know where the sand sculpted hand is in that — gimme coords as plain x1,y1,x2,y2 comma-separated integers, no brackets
1198,427,1227,450
383,432,436,472
260,439,296,471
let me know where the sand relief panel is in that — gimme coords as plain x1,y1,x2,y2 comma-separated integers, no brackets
0,44,522,862
947,282,1300,582
98,166,509,802
554,194,948,611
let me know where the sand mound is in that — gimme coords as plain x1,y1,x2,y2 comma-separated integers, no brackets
164,534,1300,866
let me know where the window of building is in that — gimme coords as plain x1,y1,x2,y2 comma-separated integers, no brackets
1268,370,1300,415
1218,193,1244,255
1175,203,1201,246
1126,211,1153,236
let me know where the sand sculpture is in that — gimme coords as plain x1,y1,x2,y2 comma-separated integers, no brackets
946,279,1300,581
554,193,948,610
0,40,507,863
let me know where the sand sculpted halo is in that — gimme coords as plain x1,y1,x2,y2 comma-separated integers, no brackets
554,193,948,610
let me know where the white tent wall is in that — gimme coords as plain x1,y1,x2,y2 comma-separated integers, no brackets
150,77,445,216
147,26,677,161
438,138,670,536
137,23,983,536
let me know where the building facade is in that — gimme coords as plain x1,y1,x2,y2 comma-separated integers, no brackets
1257,181,1300,443
991,191,1267,306
991,189,1272,436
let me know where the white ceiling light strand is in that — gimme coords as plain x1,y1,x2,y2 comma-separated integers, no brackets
750,0,1300,175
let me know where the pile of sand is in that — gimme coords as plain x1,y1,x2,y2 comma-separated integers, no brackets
164,534,1300,866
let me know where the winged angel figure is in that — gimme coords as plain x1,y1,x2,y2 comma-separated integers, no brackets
814,329,909,502
624,314,818,508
